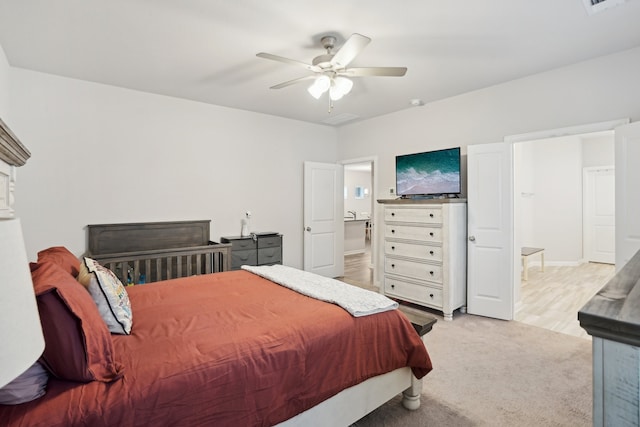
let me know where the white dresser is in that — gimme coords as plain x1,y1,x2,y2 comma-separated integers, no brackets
378,199,467,320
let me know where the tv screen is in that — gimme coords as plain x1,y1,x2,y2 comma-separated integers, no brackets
396,147,461,197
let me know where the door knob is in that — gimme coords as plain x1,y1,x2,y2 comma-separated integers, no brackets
305,227,311,232
468,235,476,241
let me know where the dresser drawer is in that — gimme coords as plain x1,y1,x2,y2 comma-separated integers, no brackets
384,276,443,308
258,235,281,249
385,207,442,224
385,241,442,262
258,247,282,265
230,249,257,269
385,224,442,243
385,258,443,283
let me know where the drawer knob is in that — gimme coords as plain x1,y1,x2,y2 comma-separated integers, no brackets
429,250,434,255
429,232,434,237
391,229,395,234
429,293,434,298
391,284,395,289
429,271,434,276
391,246,395,250
429,213,434,218
391,264,395,268
391,212,395,216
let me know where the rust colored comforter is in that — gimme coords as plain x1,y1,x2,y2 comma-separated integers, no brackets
1,270,432,426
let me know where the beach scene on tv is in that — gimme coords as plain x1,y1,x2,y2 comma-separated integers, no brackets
396,148,461,196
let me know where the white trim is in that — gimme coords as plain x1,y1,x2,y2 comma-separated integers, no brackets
505,119,630,144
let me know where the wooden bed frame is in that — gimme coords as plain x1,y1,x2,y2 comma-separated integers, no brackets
85,220,232,284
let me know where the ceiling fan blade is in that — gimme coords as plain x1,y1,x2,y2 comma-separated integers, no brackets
341,67,407,77
256,52,321,72
269,75,316,89
330,33,371,68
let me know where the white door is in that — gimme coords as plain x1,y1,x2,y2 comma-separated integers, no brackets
615,121,640,270
584,167,615,264
467,142,514,320
303,162,344,277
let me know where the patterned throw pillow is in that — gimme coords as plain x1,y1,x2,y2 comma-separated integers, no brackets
81,257,133,334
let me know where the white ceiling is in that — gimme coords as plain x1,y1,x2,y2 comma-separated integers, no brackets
1,0,640,126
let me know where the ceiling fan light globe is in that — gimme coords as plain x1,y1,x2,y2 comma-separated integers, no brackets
329,86,345,101
333,76,353,95
307,83,324,99
316,75,331,92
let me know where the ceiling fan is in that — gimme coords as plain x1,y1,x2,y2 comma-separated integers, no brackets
256,33,407,102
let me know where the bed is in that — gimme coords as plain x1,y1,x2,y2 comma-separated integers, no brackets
0,246,433,426
0,124,433,426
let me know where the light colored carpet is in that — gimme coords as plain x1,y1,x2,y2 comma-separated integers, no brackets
353,313,592,427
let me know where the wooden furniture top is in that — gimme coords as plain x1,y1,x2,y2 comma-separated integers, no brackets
0,117,30,167
579,249,640,347
397,305,438,336
377,198,467,204
87,220,213,255
521,247,544,256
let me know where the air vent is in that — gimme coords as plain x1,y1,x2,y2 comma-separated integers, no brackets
583,0,630,15
322,113,360,126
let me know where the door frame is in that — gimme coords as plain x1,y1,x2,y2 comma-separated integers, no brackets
504,118,628,310
339,156,378,285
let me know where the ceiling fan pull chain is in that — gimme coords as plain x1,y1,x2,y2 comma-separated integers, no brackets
327,97,334,114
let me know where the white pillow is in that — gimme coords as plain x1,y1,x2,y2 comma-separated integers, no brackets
82,257,133,334
0,362,48,405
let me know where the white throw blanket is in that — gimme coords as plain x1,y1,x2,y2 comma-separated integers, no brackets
242,264,398,317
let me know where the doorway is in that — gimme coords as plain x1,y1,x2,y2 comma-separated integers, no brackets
512,129,617,338
466,118,628,323
341,157,376,288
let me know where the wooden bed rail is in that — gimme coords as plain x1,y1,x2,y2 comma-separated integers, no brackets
93,243,231,285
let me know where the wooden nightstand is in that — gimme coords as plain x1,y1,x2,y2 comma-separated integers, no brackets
221,233,282,270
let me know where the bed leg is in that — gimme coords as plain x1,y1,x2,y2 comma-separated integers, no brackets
401,375,422,410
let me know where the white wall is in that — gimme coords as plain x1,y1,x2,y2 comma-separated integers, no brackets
337,47,640,199
337,46,640,284
582,133,614,167
529,137,583,263
0,43,10,120
9,68,338,265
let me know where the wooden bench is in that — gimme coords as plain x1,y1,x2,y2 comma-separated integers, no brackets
398,304,438,337
521,247,544,281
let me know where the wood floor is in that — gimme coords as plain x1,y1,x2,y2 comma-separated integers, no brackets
339,249,615,340
515,261,615,339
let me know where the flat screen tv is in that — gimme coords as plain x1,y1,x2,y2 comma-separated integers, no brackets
395,147,461,197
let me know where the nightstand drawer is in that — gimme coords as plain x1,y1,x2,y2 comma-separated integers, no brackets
226,238,256,250
384,277,443,307
385,241,442,262
258,247,282,265
385,258,443,283
231,249,257,269
258,235,281,249
385,207,442,224
385,225,442,243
